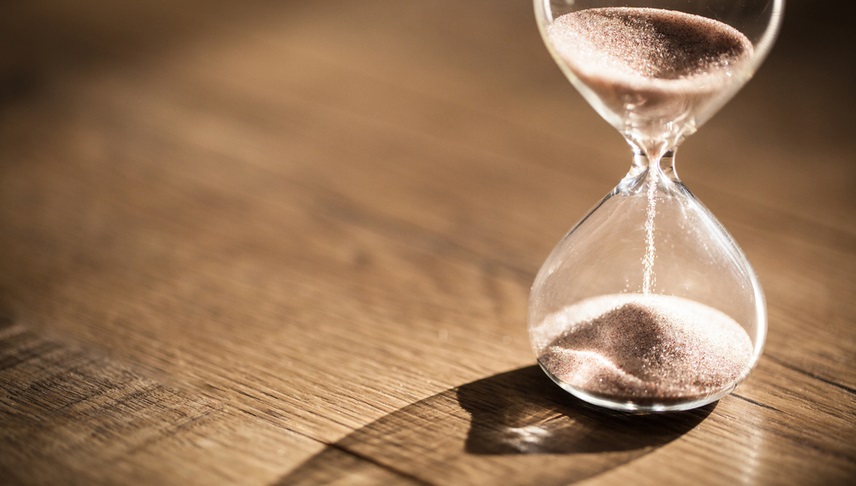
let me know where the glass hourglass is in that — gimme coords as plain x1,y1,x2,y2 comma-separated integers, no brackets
528,0,784,411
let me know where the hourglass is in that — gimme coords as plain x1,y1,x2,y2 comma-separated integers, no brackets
528,0,784,411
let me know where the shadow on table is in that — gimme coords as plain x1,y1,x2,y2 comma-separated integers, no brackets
458,365,714,455
277,366,714,484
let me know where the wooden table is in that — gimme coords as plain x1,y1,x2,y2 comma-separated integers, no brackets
1,1,853,484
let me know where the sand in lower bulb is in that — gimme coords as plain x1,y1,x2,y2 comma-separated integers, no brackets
534,294,753,406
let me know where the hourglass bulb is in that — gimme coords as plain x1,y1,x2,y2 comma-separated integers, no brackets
528,0,783,412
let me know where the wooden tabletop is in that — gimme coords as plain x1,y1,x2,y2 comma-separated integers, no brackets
1,1,854,484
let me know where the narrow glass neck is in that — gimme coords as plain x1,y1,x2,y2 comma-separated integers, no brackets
632,147,679,182
618,147,680,195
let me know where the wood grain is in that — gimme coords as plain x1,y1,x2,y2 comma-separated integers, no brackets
0,1,854,484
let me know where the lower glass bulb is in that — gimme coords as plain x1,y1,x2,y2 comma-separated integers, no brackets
528,153,766,412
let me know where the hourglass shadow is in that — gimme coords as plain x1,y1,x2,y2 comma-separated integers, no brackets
459,365,714,455
277,366,714,485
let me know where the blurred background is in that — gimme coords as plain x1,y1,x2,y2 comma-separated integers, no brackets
1,0,852,233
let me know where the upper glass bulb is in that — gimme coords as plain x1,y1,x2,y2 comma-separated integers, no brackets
535,0,784,154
